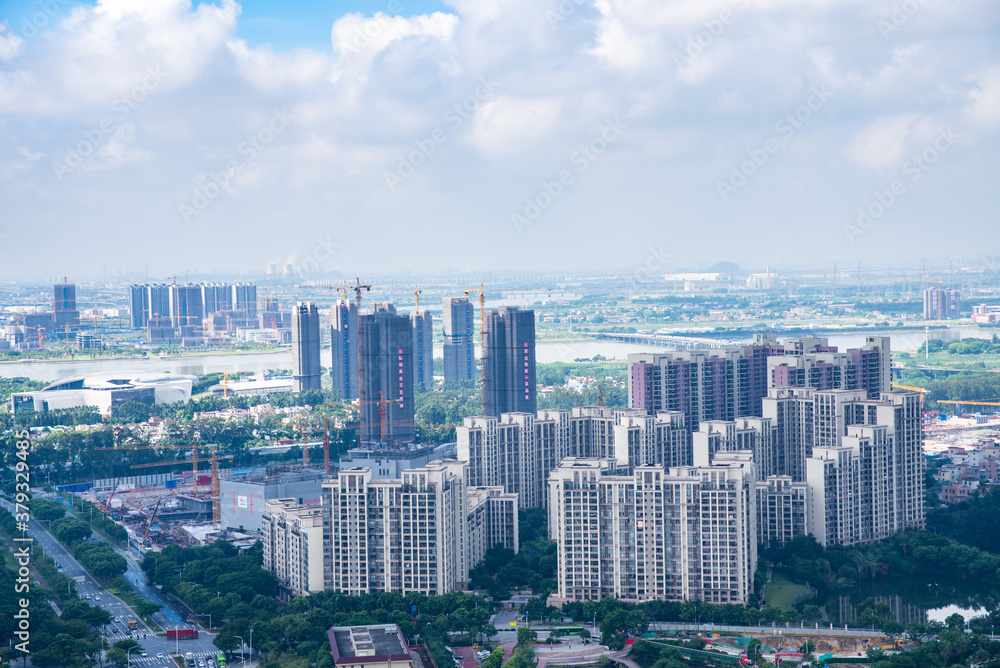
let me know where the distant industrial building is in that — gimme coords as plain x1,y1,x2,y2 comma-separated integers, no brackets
219,468,325,534
330,299,359,401
291,302,322,392
442,297,475,384
483,306,536,417
971,304,1000,324
923,286,961,319
10,372,195,416
411,309,433,391
359,303,415,444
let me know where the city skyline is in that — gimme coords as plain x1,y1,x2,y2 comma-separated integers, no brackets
0,0,997,279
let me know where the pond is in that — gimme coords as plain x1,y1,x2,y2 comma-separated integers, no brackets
817,575,997,627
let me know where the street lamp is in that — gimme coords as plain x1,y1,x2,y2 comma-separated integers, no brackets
235,636,245,667
249,626,254,662
126,647,136,668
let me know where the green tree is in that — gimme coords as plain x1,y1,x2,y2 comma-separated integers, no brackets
516,626,537,647
51,516,92,544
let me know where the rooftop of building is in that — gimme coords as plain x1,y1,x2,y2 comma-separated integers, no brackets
327,625,410,664
220,466,326,485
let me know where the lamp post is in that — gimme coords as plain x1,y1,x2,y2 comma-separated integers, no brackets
126,647,136,668
249,626,254,663
235,635,245,667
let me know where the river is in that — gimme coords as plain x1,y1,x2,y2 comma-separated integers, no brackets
3,326,999,382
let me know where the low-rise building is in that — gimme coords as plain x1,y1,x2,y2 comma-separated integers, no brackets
327,625,413,668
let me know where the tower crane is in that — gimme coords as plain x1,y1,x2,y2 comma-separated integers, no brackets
142,500,161,547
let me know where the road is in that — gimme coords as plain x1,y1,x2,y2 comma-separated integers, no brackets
0,496,233,666
649,621,889,638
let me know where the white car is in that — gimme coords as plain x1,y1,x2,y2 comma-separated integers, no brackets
157,653,165,658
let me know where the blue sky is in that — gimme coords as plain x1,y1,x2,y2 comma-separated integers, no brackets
0,0,453,50
0,0,998,280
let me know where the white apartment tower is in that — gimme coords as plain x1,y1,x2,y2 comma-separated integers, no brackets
261,499,325,597
322,460,519,596
548,453,756,606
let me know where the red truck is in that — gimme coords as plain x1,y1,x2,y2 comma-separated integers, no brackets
166,629,199,640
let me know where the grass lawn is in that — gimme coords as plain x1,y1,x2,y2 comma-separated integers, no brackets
765,571,811,611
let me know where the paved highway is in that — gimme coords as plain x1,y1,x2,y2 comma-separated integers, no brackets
1,496,232,666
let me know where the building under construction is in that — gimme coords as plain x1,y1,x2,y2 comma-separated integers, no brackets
218,467,325,533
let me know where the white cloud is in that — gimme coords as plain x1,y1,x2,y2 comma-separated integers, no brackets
0,20,23,62
843,114,942,170
0,0,997,276
966,65,1000,128
467,96,563,154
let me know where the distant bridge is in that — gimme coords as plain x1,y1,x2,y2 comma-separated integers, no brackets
591,332,748,350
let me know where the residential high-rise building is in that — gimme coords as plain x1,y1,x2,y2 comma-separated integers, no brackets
169,285,204,328
53,281,79,330
923,286,961,319
148,284,171,323
200,283,231,316
359,303,415,444
291,302,321,392
443,297,475,384
128,284,150,328
323,460,518,596
483,306,536,417
692,418,774,479
411,309,433,391
761,387,815,482
458,413,538,509
629,335,892,429
261,498,325,597
458,407,692,510
756,476,808,545
231,283,258,319
805,391,924,546
129,282,259,330
547,453,756,606
329,299,359,401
